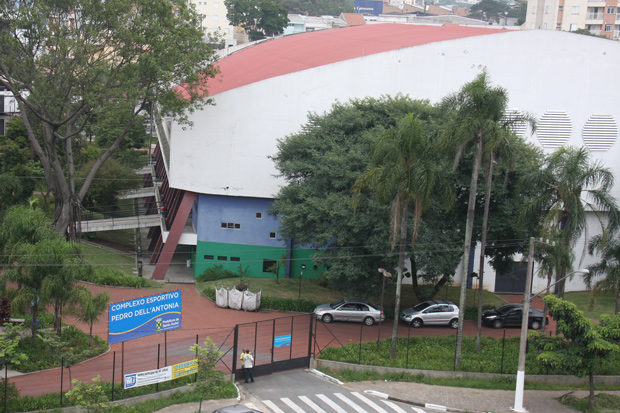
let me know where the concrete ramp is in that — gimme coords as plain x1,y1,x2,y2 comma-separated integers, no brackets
78,214,162,232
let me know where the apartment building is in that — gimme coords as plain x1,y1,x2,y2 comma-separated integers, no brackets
525,0,620,39
190,0,241,47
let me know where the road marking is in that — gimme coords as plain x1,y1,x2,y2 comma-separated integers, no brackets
262,399,285,413
380,399,408,413
299,395,327,413
352,391,389,413
281,397,305,412
317,393,348,413
334,392,368,412
412,407,427,413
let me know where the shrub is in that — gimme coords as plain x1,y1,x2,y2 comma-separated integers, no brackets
464,305,495,321
79,267,148,288
197,265,239,282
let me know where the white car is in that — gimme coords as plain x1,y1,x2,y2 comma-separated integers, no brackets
399,300,460,328
313,298,384,326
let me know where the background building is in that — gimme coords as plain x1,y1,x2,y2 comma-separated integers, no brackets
155,24,620,293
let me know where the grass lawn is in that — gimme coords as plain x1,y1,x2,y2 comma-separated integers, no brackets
563,290,618,321
198,277,507,310
80,242,137,275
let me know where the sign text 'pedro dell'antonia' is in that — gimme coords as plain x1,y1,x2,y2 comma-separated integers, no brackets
108,291,182,344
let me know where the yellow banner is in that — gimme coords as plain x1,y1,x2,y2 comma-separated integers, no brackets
172,359,198,379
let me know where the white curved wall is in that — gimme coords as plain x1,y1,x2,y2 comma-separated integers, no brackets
170,27,620,291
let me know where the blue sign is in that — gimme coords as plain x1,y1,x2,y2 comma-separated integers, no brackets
274,334,292,348
108,290,182,344
354,0,383,16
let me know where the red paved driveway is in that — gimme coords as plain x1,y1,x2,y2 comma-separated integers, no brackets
10,285,554,397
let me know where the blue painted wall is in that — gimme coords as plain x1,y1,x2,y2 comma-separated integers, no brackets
194,194,285,247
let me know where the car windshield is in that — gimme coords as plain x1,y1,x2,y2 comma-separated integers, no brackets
496,305,518,314
330,299,346,309
412,302,431,312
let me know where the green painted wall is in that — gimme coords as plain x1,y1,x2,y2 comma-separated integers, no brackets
194,241,325,280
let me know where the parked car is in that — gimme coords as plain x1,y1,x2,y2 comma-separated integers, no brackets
482,304,548,330
313,298,384,326
399,300,459,328
213,405,262,413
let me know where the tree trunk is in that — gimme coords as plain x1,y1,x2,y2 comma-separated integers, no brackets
615,286,620,315
54,299,62,336
390,212,408,359
31,302,39,337
455,136,483,366
476,152,494,353
588,372,595,411
89,323,94,348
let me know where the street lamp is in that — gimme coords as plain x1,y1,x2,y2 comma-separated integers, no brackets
513,236,589,412
298,264,306,299
377,268,392,349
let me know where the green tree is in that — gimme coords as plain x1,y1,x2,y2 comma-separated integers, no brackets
0,0,219,238
468,0,509,23
0,325,28,370
66,376,109,413
225,0,289,40
190,337,226,413
532,295,620,411
70,289,110,348
77,157,143,216
586,233,620,314
271,96,448,298
519,146,619,298
354,114,454,358
440,71,516,366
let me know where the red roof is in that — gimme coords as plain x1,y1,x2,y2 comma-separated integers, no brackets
196,24,505,98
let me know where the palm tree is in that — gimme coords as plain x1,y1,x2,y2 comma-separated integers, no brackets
519,146,619,298
587,233,620,314
440,71,516,366
71,288,110,347
353,113,454,358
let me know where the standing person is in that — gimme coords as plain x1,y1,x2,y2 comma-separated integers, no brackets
242,349,254,383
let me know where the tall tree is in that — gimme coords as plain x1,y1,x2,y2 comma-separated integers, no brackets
354,114,454,358
519,146,619,298
440,71,514,366
271,97,443,298
532,295,620,411
0,0,218,238
225,0,289,41
586,233,620,314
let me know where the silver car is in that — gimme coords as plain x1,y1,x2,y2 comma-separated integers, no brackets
400,300,459,328
313,298,384,326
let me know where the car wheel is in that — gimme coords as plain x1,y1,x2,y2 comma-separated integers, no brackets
530,320,541,330
492,319,504,329
449,319,458,329
322,314,333,323
411,318,423,328
363,316,375,326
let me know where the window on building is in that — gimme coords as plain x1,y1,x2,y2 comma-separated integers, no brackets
543,22,548,29
225,28,230,34
607,6,615,14
221,222,241,229
572,6,580,14
213,2,219,7
570,23,578,30
212,15,218,20
532,6,536,13
269,232,276,239
256,212,262,219
263,259,277,273
231,257,240,262
545,5,549,13
218,256,227,261
605,24,613,31
204,255,214,260
556,23,562,29
558,6,563,11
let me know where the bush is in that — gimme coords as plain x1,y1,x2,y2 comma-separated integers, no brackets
197,265,238,282
79,267,148,288
464,305,495,321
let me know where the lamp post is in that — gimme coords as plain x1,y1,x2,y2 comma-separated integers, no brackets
298,264,306,299
377,268,392,349
513,236,589,412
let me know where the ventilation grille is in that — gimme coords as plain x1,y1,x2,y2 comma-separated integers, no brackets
536,111,572,148
582,114,617,151
504,109,528,138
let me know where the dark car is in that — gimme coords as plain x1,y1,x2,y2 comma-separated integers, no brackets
313,298,384,326
482,304,548,330
213,405,262,413
399,300,460,328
